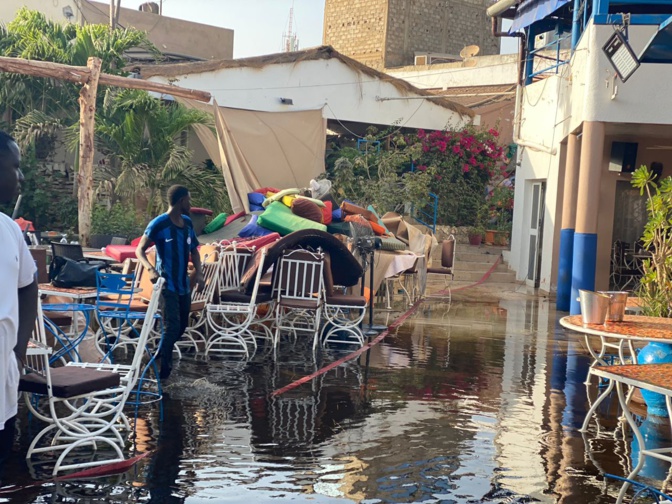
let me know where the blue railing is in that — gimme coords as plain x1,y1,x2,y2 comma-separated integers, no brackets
525,29,571,84
357,139,381,153
412,192,438,233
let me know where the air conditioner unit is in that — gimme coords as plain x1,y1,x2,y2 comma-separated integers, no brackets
414,54,428,66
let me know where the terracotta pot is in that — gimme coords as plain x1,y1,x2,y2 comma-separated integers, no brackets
468,234,482,246
484,230,496,245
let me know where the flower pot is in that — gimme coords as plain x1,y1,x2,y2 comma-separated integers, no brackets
484,230,496,245
494,231,510,246
468,234,482,246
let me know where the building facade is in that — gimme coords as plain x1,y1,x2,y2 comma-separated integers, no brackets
0,0,234,62
323,0,500,69
488,0,672,313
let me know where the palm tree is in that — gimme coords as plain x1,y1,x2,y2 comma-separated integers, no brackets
93,89,228,217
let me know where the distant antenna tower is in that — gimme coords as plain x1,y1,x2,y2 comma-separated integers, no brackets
282,1,299,52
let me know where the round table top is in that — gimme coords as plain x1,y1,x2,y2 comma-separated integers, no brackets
560,314,672,343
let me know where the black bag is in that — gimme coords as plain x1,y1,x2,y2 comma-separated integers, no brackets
49,256,107,288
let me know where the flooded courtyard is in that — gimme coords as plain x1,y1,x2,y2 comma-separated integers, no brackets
1,290,663,503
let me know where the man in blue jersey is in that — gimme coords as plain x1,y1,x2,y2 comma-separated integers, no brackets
136,185,204,380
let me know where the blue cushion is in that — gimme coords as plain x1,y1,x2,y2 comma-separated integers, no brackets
238,214,274,238
249,204,264,212
332,208,343,221
248,192,266,206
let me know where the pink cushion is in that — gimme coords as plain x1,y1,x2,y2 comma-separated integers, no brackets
220,233,281,250
225,211,246,226
104,245,137,262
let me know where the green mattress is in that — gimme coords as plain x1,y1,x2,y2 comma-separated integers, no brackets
257,201,327,236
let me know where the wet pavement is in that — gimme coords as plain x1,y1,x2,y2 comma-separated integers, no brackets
1,288,669,503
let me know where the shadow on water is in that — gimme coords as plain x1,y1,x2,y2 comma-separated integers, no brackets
1,297,667,502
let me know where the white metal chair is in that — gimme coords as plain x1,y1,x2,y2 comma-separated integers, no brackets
273,248,325,352
182,251,221,353
320,253,366,349
19,279,164,475
205,247,269,358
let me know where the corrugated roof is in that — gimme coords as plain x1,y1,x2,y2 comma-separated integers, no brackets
424,85,516,108
128,46,475,118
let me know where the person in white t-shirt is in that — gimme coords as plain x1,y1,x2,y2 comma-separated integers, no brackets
0,131,38,468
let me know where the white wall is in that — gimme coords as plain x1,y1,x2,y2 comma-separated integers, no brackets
386,54,519,89
147,59,475,131
0,0,73,24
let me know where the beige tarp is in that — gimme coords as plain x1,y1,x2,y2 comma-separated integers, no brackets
179,98,327,213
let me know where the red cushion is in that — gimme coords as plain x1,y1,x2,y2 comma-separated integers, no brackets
190,207,213,216
131,236,143,247
104,245,137,262
225,211,246,226
253,187,280,194
321,201,333,225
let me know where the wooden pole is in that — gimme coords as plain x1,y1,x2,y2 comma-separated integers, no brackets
0,56,211,102
109,0,115,30
77,57,102,246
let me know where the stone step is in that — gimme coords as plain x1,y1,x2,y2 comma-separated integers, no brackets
455,252,501,263
452,270,517,283
456,261,510,272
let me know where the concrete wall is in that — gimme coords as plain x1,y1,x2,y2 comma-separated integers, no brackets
323,0,499,70
384,0,500,68
322,0,388,69
0,0,233,61
147,58,475,131
81,1,233,61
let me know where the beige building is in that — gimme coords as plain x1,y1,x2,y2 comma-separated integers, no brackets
323,0,500,69
0,0,233,62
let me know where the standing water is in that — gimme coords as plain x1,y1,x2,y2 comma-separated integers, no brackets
1,297,658,502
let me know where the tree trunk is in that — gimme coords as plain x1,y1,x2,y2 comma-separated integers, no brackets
77,57,102,246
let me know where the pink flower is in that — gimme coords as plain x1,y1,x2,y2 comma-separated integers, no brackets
462,164,470,173
469,157,477,166
489,128,500,137
437,141,447,152
417,129,426,139
416,164,427,172
422,144,430,153
452,144,461,154
435,174,443,180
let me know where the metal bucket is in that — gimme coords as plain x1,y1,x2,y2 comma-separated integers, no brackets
598,291,629,322
578,290,611,325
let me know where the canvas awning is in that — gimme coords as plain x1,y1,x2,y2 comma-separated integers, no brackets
640,15,672,64
179,98,327,213
509,0,571,32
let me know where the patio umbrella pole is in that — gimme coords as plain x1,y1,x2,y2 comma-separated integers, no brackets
11,194,22,219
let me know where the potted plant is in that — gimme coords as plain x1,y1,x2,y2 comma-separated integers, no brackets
468,225,485,246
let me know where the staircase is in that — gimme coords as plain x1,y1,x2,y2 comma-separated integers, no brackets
429,243,517,289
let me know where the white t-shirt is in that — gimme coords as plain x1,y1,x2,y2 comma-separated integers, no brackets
0,213,36,430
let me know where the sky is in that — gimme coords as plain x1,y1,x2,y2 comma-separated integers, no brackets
118,0,517,58
119,0,326,58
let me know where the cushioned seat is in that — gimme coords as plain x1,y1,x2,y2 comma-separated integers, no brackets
219,289,274,304
325,293,367,307
104,245,138,262
278,297,320,309
19,367,121,398
427,266,452,274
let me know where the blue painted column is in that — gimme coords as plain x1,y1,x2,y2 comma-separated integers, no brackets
570,122,605,315
557,133,581,312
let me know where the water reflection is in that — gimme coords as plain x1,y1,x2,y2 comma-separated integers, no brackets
3,296,666,502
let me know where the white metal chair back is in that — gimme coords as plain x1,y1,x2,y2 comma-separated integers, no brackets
275,248,325,306
192,252,220,305
25,299,50,377
218,244,254,293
